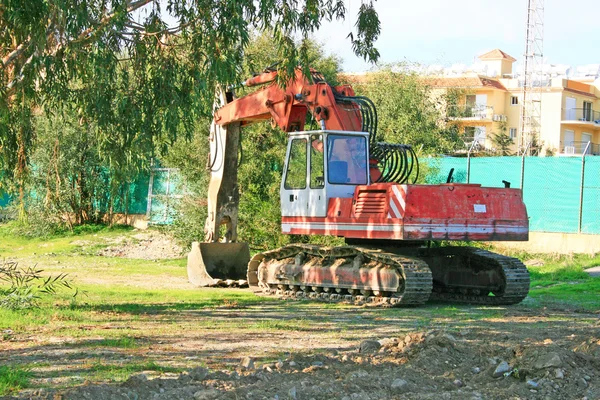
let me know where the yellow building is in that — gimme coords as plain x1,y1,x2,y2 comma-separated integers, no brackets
427,49,600,155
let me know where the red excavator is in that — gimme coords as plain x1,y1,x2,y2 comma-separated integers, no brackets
187,68,530,306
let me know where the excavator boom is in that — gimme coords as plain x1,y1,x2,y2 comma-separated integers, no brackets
189,69,364,286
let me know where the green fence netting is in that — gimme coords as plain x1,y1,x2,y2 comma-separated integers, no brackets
2,158,599,234
427,156,600,234
92,173,150,215
0,191,9,208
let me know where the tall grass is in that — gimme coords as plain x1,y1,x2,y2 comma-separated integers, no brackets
0,366,31,396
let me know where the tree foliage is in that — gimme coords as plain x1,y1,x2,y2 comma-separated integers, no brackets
347,65,462,155
0,0,381,215
28,110,150,230
0,260,79,310
491,121,514,156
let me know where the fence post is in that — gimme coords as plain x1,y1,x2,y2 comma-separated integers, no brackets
467,140,477,184
146,161,155,219
578,141,591,233
520,141,532,198
165,168,171,224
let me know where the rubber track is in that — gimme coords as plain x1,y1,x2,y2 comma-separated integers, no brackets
428,247,530,305
254,244,433,306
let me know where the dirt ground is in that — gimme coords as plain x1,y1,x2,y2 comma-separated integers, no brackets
7,319,599,400
2,232,599,400
96,231,184,260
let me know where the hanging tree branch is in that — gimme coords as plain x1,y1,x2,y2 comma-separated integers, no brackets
0,0,381,206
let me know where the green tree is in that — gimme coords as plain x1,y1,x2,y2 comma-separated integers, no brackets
242,31,343,86
13,109,151,234
0,0,381,218
491,121,514,156
347,65,462,155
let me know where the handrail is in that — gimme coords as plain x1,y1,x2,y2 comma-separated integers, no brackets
447,104,494,119
560,140,600,155
561,107,600,123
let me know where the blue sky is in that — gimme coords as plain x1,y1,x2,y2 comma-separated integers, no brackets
313,0,600,72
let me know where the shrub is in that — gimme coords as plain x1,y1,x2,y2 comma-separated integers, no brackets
0,261,80,310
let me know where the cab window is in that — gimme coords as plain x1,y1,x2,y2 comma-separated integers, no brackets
327,135,368,185
284,138,307,189
310,134,325,189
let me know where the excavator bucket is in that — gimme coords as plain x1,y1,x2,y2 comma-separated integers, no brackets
187,242,250,287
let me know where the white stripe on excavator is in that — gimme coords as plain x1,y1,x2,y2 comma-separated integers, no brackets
282,222,528,234
404,226,528,234
388,199,401,218
283,223,401,232
392,185,406,211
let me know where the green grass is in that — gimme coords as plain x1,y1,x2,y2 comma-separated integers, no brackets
529,280,600,310
94,337,139,348
512,251,600,311
1,224,600,395
0,221,132,240
0,365,32,396
0,286,269,336
510,251,599,282
248,318,311,331
0,222,132,257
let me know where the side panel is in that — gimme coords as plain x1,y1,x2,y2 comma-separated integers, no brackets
281,183,529,241
402,184,528,241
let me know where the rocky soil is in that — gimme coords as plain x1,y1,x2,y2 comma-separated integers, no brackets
97,231,183,260
8,330,599,400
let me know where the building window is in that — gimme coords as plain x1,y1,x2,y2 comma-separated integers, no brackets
466,95,476,107
464,126,476,139
509,128,517,140
583,101,593,122
511,96,519,105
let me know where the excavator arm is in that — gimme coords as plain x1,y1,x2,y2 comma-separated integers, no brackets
214,69,363,132
189,69,369,287
205,69,365,244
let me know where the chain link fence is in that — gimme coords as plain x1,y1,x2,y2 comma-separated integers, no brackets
146,167,184,225
427,155,600,234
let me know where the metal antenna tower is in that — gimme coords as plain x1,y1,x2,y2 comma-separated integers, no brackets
519,0,544,155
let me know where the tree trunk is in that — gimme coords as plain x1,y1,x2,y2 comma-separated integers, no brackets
16,124,27,223
124,183,129,226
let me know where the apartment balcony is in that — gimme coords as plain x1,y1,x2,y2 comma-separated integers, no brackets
561,108,600,130
560,141,600,156
447,105,502,123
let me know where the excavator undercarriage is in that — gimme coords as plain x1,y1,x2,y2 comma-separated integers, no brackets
246,244,529,306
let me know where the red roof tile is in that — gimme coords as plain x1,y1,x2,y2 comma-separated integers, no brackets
424,76,507,91
478,49,516,62
564,88,597,99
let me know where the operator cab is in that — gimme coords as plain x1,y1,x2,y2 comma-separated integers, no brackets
281,130,370,217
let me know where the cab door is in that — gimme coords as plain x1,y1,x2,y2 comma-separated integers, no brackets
308,133,327,217
281,136,309,216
